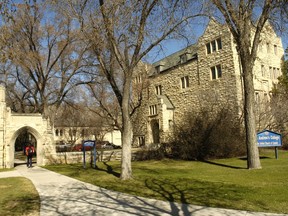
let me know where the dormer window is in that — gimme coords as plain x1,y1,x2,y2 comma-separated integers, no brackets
155,65,164,73
180,76,189,89
180,53,187,64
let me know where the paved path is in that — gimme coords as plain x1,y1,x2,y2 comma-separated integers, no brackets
0,164,287,216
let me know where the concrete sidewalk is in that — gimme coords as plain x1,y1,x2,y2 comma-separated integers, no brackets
0,164,287,216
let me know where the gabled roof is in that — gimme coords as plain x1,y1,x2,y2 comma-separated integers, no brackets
157,95,174,109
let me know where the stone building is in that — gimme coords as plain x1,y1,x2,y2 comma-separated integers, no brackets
133,19,284,147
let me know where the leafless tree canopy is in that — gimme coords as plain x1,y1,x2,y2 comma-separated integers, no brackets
0,1,93,122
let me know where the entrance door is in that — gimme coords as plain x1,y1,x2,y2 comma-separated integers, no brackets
151,120,160,144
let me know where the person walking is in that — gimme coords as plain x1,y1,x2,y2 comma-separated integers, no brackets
25,143,35,168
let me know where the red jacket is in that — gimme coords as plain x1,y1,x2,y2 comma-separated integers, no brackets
25,146,35,156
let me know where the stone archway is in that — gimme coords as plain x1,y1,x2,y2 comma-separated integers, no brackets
0,86,54,169
8,126,43,168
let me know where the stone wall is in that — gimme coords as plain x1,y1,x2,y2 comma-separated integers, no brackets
133,19,284,146
46,149,141,164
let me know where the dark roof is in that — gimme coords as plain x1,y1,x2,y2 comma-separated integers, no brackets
151,44,198,75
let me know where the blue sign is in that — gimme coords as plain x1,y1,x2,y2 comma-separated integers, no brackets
82,140,96,169
257,130,282,147
83,140,95,147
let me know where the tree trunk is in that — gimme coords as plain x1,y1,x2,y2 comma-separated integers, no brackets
121,117,132,180
120,78,133,180
241,57,262,169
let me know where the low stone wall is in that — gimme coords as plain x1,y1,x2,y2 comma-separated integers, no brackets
45,149,140,165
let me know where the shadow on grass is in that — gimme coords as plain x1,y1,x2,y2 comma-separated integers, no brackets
95,162,120,178
239,156,271,160
144,178,250,210
200,160,246,169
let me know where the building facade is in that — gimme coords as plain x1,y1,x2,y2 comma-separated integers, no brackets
133,19,284,147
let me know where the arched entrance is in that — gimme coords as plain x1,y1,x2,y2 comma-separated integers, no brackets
151,119,160,144
14,128,37,166
8,126,42,168
0,86,55,169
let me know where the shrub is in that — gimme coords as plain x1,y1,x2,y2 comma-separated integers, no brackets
168,107,246,160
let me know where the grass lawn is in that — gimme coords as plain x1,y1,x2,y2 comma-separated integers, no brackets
0,177,40,216
44,149,288,214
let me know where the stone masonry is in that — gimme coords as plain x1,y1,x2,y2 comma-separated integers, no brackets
133,19,284,146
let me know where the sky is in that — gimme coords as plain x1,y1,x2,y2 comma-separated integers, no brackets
147,21,288,64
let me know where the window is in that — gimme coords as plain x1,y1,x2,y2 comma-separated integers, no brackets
155,85,162,95
266,43,270,53
211,64,222,80
255,92,260,103
261,65,265,77
55,129,59,136
206,38,222,54
264,93,268,102
211,40,216,52
269,66,273,79
60,129,63,136
138,136,145,147
135,75,142,84
149,105,157,115
155,65,163,73
277,68,280,78
206,43,211,54
273,67,276,79
180,54,187,63
180,76,189,89
274,45,277,55
217,38,222,50
169,120,173,129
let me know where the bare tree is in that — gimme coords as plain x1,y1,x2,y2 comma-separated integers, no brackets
56,0,204,180
0,1,93,123
211,0,285,169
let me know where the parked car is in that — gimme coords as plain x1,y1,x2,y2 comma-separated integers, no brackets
56,144,72,152
96,141,109,149
102,143,122,149
72,144,93,152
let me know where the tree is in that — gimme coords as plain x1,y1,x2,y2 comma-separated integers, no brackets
211,0,285,169
0,1,92,123
57,0,204,180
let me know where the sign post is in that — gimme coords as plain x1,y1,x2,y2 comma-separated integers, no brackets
257,130,282,159
82,140,96,168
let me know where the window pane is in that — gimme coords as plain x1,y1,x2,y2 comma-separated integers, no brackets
212,40,216,52
217,38,222,50
211,67,216,79
181,77,185,88
261,65,265,77
217,65,222,78
185,76,189,87
206,43,211,54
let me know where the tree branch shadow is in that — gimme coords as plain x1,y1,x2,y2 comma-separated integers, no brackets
95,162,121,178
